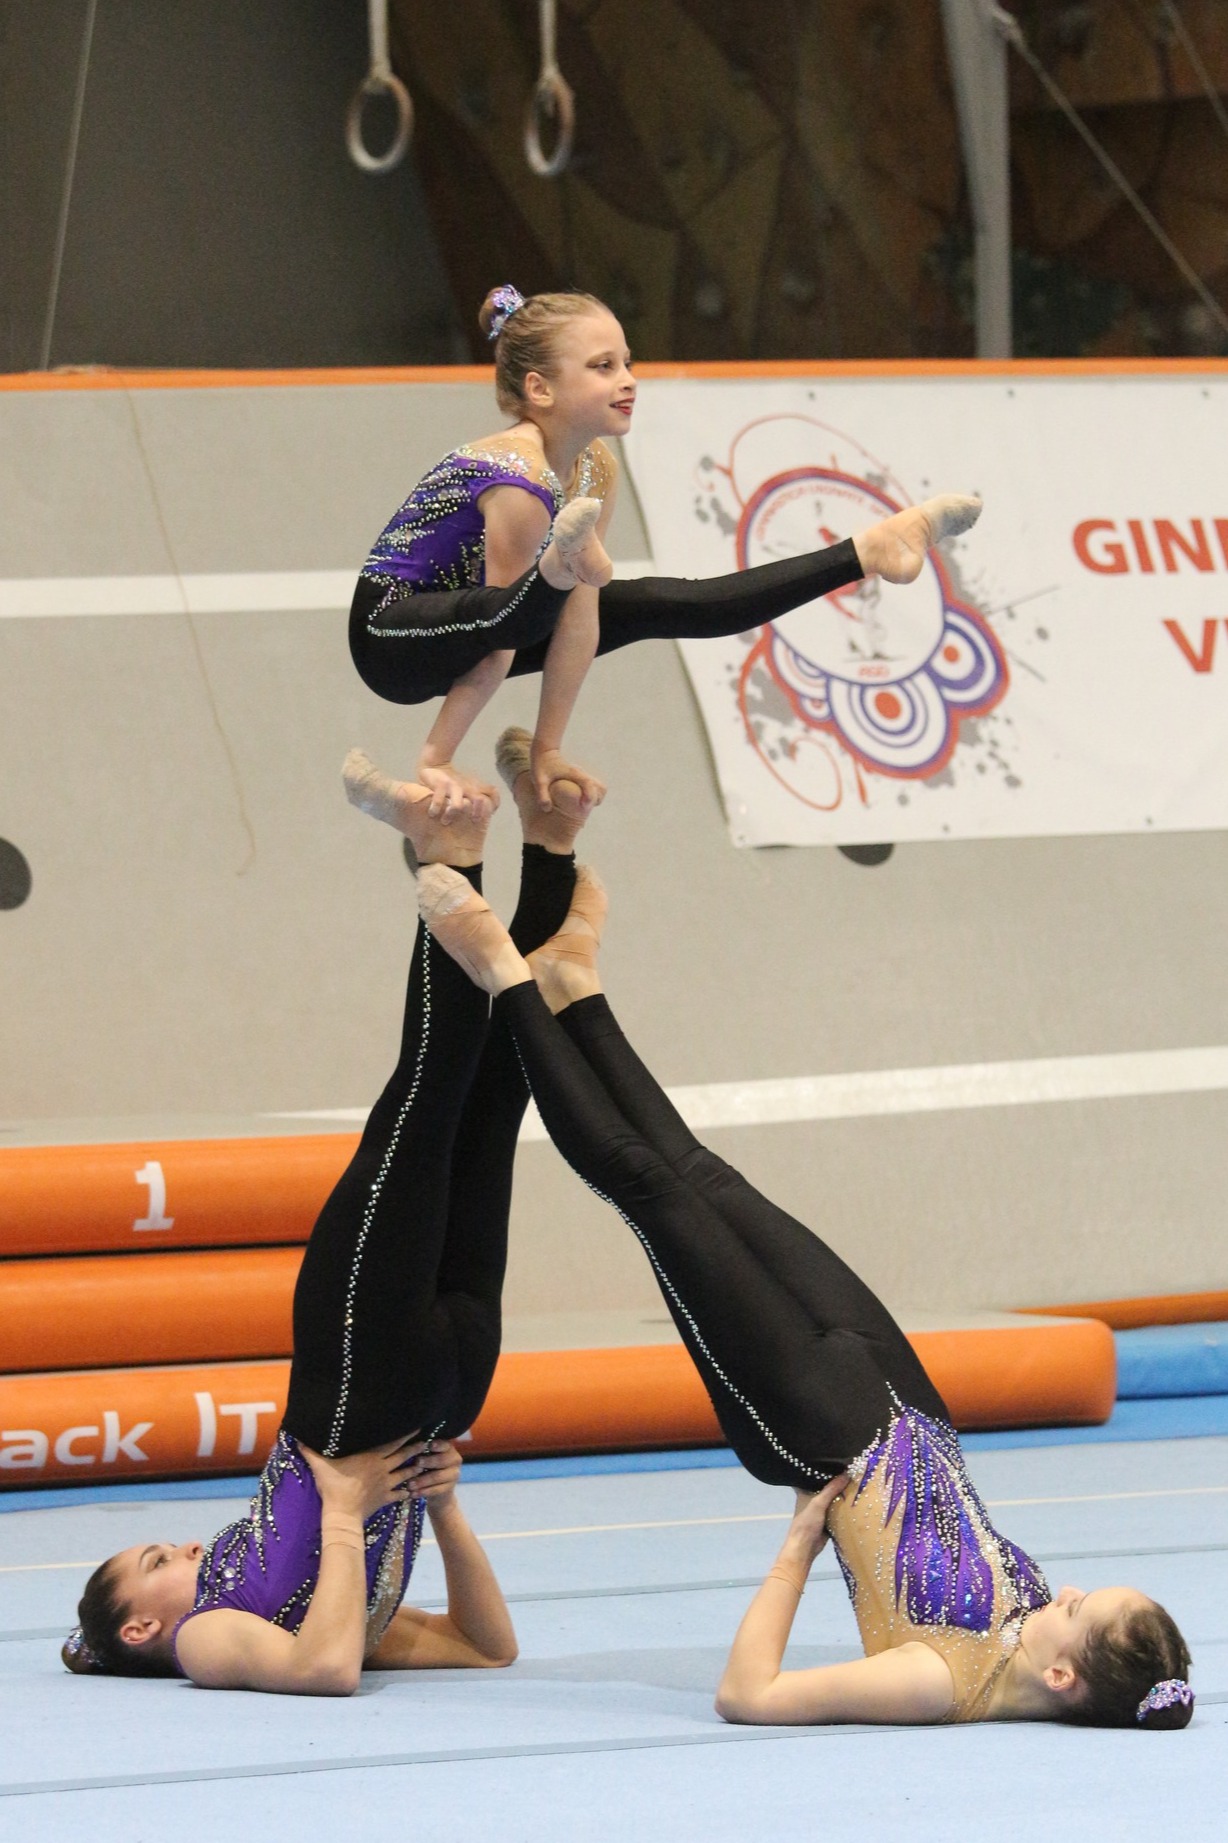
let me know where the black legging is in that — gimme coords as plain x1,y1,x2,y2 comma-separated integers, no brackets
284,847,576,1455
349,539,863,706
496,984,950,1488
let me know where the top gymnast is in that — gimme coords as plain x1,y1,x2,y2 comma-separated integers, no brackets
350,282,982,822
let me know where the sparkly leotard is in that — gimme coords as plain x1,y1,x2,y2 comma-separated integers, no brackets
827,1401,1051,1721
348,433,862,706
172,1432,425,1672
360,440,613,611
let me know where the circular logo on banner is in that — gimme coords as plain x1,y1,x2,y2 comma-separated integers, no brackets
735,465,1005,781
704,415,1008,809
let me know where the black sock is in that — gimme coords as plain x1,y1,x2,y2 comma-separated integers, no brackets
508,843,576,955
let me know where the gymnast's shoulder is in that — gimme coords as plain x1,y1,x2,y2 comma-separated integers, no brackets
581,438,619,503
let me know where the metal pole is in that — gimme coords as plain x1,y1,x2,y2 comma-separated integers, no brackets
941,0,1012,358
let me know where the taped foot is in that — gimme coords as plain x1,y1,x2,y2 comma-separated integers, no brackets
495,726,589,832
415,865,519,992
857,494,982,585
542,497,613,589
343,749,487,864
527,865,607,1002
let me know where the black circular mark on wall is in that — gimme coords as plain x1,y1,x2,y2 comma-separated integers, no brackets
0,839,32,909
838,843,894,868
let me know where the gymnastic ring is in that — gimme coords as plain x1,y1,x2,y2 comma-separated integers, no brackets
524,69,575,179
346,71,413,174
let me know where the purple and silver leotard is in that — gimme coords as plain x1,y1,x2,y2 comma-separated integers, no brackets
828,1400,1051,1721
172,1432,425,1672
360,443,608,612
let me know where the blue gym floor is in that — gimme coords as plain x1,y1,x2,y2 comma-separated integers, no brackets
2,1428,1225,1842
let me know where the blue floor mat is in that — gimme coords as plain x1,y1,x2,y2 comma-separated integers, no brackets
1,1436,1224,1837
1116,1323,1228,1398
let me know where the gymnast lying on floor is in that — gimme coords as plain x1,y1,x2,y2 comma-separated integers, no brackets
62,734,593,1693
408,817,1193,1732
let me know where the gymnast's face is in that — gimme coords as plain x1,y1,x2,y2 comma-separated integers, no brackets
534,308,636,439
1023,1583,1148,1683
111,1539,204,1646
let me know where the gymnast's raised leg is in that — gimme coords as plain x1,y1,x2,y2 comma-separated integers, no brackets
414,864,1194,1733
507,494,983,679
412,861,948,1485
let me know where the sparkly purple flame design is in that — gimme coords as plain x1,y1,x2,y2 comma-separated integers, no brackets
856,1404,1049,1632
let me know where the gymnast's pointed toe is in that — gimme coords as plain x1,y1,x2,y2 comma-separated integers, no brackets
920,493,982,543
543,496,613,589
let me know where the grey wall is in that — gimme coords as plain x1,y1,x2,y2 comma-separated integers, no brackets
0,0,462,370
2,374,1226,1324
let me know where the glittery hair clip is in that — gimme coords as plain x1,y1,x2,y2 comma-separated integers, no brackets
486,284,526,341
64,1624,104,1673
1136,1678,1193,1721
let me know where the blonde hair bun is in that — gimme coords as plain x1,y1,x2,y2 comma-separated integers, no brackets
476,288,609,415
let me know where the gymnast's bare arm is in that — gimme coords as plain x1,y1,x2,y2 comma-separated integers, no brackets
714,1477,955,1727
175,1440,515,1693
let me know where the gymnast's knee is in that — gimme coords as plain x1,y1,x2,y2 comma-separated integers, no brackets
589,1133,686,1204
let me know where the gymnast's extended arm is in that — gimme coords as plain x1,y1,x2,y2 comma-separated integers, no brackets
714,1478,954,1727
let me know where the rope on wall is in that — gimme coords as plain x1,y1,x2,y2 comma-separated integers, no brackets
39,0,96,369
1161,0,1228,147
346,0,413,174
988,2,1228,338
524,0,575,178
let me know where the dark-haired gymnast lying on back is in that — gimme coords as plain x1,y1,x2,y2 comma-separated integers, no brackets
62,734,592,1693
401,811,1193,1733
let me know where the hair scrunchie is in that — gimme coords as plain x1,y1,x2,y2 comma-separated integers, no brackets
486,284,526,341
1136,1678,1193,1721
63,1624,104,1673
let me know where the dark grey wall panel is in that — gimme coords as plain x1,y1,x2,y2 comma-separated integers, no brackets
1,0,462,370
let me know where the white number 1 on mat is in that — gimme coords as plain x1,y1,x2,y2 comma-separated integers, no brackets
133,1159,174,1232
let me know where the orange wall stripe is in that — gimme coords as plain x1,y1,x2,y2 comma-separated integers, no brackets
2,358,1227,393
0,1136,355,1257
0,1320,1114,1486
1021,1291,1228,1330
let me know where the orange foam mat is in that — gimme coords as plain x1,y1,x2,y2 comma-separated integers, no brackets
0,1137,355,1257
0,1319,1114,1486
0,1249,1119,1407
0,1248,302,1372
1021,1291,1228,1330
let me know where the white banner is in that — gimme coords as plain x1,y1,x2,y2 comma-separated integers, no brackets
624,374,1228,846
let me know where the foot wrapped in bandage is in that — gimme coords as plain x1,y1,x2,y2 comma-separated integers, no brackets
495,726,593,838
343,749,487,865
415,864,521,993
855,493,982,585
541,497,613,589
525,865,607,1010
